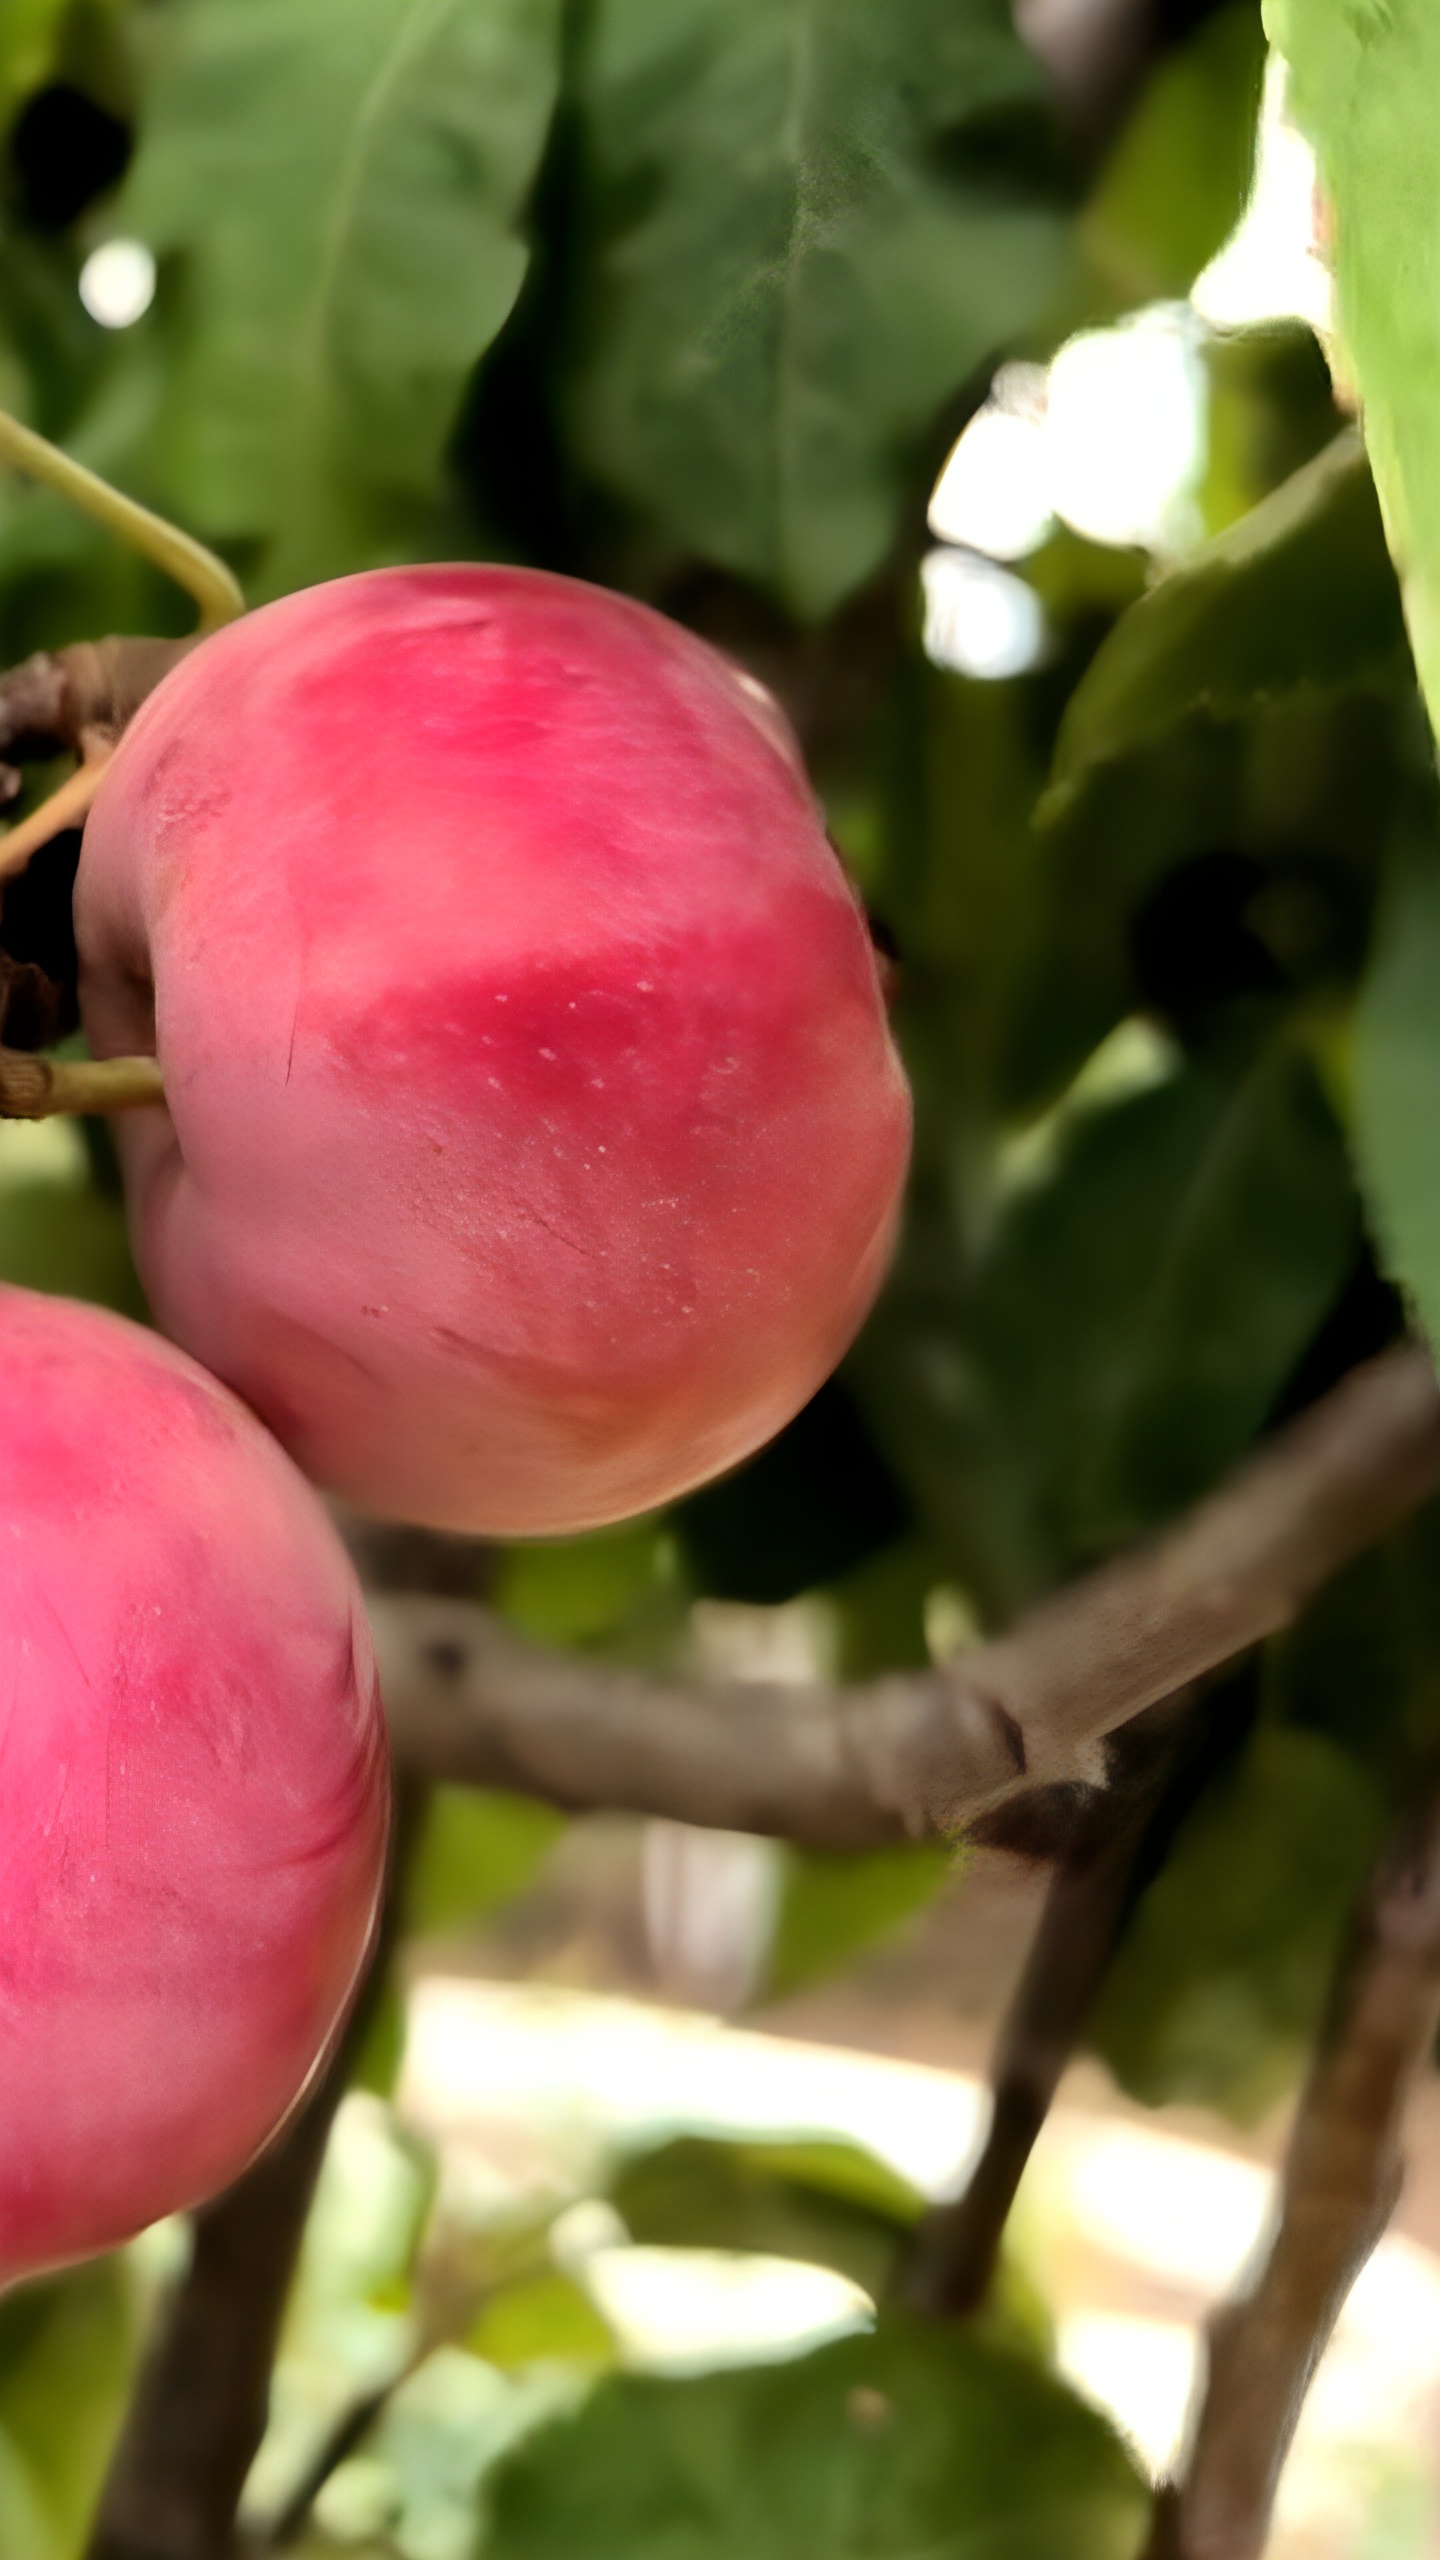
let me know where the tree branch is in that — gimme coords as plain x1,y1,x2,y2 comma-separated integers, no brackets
1151,1790,1440,2560
902,1691,1204,2315
370,1343,1440,1847
86,1785,421,2560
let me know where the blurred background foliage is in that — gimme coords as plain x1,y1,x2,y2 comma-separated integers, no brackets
4,0,1440,2550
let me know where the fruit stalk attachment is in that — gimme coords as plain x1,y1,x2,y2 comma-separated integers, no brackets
0,411,244,634
0,1048,165,1116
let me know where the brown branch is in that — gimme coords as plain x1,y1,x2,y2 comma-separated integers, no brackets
86,1783,421,2560
0,636,194,876
1152,1791,1440,2560
903,1691,1204,2315
87,2075,346,2560
370,1343,1440,1847
0,1049,164,1117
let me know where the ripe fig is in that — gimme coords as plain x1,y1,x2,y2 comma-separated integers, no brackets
0,1284,389,2281
77,568,910,1534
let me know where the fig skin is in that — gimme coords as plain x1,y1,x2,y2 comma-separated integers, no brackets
0,1284,389,2283
77,565,911,1535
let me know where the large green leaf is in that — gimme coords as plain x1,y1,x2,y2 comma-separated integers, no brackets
1267,0,1440,742
1046,432,1406,820
566,0,1071,619
0,2260,138,2560
484,2316,1150,2560
1354,806,1440,1354
1090,1726,1384,2122
118,0,562,588
853,1036,1360,1616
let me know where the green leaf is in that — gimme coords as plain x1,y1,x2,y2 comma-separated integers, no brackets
766,1840,956,2002
854,1036,1360,1615
0,1122,146,1318
566,0,1071,619
1090,1726,1385,2122
468,2273,617,2374
0,0,69,138
402,1784,566,1937
608,2136,922,2300
493,1515,686,1652
484,2315,1150,2560
119,0,562,588
1267,0,1440,744
1047,433,1407,818
1082,3,1266,306
1264,1501,1440,1792
0,2259,138,2560
1354,806,1440,1353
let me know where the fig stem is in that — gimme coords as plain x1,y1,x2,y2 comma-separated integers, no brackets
0,1048,165,1116
0,410,245,632
0,753,111,882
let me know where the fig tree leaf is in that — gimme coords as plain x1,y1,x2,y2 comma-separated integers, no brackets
1081,2,1265,307
1090,1726,1385,2122
483,2316,1150,2560
1046,433,1407,819
1354,809,1440,1356
118,0,563,588
0,2259,138,2560
1266,0,1440,745
566,0,1071,619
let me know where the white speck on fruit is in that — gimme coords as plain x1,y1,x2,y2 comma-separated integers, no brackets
539,1048,557,1060
637,980,654,993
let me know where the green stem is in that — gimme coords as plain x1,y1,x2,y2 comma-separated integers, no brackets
0,412,245,632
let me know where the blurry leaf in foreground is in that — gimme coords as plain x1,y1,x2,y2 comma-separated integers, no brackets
1081,3,1265,307
1046,433,1406,821
118,0,563,587
766,1841,956,2004
468,2272,616,2375
484,2316,1150,2559
0,2257,137,2560
1090,1726,1385,2123
609,2135,922,2301
1269,0,1440,741
1354,810,1440,1357
567,0,1071,619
